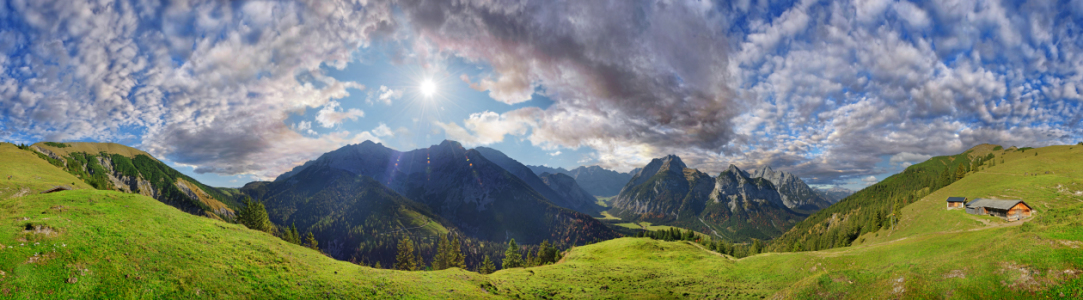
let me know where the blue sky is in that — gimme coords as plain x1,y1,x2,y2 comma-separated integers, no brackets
1,0,1081,190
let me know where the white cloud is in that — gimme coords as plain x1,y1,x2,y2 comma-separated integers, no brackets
372,123,394,137
548,151,561,156
315,101,365,128
889,152,933,168
435,110,533,146
370,85,403,105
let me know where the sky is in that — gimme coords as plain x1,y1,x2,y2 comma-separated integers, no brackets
1,0,1081,190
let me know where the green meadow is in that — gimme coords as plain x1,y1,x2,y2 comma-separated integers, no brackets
0,143,1079,298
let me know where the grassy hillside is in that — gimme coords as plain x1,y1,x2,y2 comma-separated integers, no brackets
0,189,502,298
0,143,94,199
770,145,990,251
19,142,238,219
0,143,1078,299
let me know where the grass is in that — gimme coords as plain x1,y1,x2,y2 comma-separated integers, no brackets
613,221,678,232
0,143,1079,299
0,143,94,199
597,211,621,220
31,142,156,161
593,195,614,208
0,189,496,299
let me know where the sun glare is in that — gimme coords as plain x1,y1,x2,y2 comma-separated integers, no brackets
420,79,437,98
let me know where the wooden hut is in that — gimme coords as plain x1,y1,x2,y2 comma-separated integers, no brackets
965,199,1032,221
945,197,966,210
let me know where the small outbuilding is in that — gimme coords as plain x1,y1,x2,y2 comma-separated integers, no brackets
946,197,967,210
965,199,1033,221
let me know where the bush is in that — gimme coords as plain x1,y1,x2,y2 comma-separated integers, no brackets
1019,221,1036,233
43,142,70,148
993,145,1003,151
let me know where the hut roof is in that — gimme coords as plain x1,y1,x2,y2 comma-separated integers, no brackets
966,199,1027,210
946,197,966,203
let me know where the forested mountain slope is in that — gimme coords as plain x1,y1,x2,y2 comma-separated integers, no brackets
770,144,1022,252
264,140,618,246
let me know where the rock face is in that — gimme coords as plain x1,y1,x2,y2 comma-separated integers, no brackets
269,140,618,245
750,166,833,212
474,147,603,215
609,156,806,242
528,165,633,197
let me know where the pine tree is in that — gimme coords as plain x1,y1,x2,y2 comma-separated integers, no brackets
955,164,966,181
395,237,416,271
237,197,273,233
416,247,426,271
282,223,301,245
433,234,450,270
502,239,522,269
537,240,552,265
450,235,465,269
479,255,496,274
374,261,382,269
305,232,319,250
525,250,535,267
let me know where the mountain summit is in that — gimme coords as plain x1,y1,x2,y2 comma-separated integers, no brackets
262,140,617,246
610,156,815,241
750,166,834,212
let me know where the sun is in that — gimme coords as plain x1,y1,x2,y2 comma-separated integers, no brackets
419,79,437,98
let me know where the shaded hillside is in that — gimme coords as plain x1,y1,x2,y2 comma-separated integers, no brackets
240,167,455,265
474,147,603,215
537,172,602,216
610,156,804,242
267,140,618,246
22,142,237,219
769,144,1003,252
528,165,633,197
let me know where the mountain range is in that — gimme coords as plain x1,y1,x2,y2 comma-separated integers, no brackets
813,186,855,203
609,155,829,241
528,165,633,197
261,140,618,248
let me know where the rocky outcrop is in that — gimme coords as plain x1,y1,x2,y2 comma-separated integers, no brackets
750,166,833,211
610,156,804,241
31,146,67,167
176,178,235,217
711,165,786,211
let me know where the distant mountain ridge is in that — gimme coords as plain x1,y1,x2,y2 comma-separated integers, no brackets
528,165,633,197
609,155,828,241
474,147,603,215
814,186,854,203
